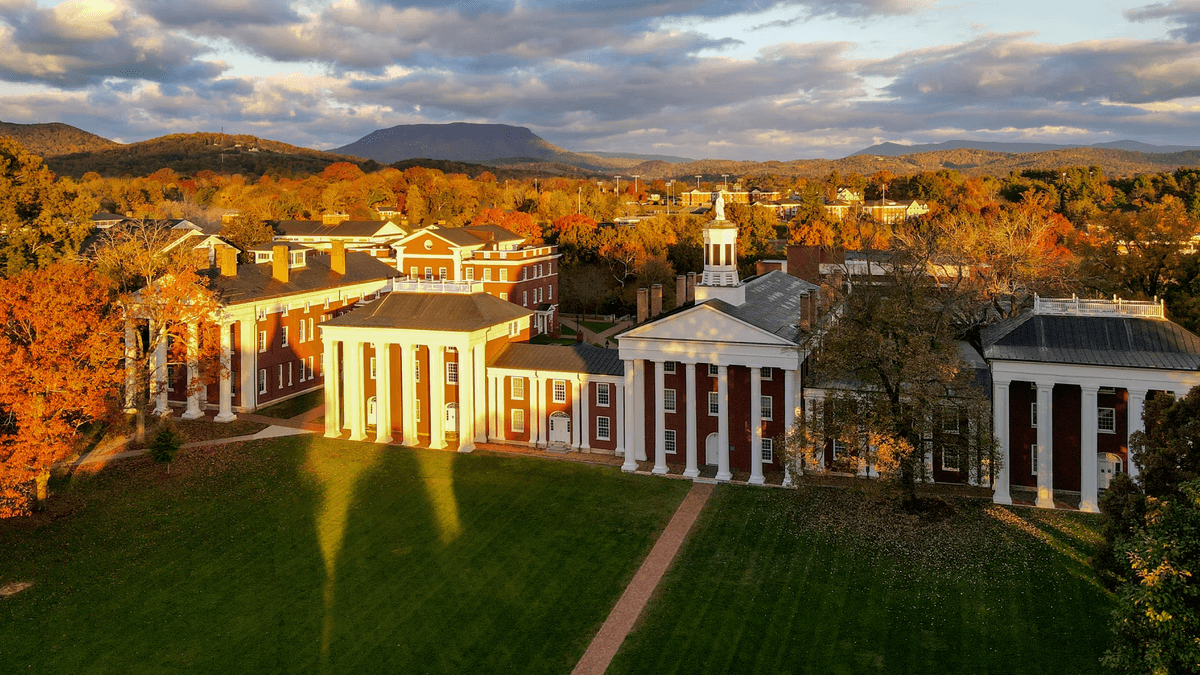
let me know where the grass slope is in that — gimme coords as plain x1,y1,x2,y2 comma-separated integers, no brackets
608,485,1114,675
0,437,689,674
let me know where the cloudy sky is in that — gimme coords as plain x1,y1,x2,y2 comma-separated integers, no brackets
3,0,1200,159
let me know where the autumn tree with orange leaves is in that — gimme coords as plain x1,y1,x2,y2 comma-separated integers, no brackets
469,207,543,245
0,261,124,516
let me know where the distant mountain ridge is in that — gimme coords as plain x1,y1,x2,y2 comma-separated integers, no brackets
0,120,117,157
333,122,640,171
580,151,695,163
853,139,1200,156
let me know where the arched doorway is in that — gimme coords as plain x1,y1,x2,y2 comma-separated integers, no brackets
705,433,719,466
549,412,571,444
445,403,458,436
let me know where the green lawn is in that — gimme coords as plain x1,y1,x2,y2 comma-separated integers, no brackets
0,437,690,674
608,485,1115,675
255,389,324,420
580,320,615,333
530,334,578,345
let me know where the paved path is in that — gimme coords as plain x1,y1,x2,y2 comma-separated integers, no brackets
559,316,633,348
572,482,714,675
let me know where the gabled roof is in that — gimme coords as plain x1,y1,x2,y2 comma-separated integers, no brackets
490,342,623,376
248,241,313,252
273,220,408,239
321,291,531,332
710,270,819,343
982,312,1200,371
205,251,398,306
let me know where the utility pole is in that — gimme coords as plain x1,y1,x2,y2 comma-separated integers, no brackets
722,174,729,190
631,175,641,199
615,175,621,196
577,186,582,214
695,175,702,190
667,180,673,215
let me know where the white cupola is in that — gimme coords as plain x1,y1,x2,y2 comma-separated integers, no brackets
694,192,746,306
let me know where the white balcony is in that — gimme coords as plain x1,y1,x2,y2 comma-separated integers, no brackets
392,278,484,294
1034,294,1165,318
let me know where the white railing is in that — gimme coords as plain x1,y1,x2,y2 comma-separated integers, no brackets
1034,294,1165,318
392,279,484,294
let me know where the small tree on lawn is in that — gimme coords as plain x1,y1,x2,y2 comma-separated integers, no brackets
149,424,183,472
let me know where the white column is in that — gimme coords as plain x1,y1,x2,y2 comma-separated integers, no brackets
215,323,237,423
473,344,487,445
653,361,667,475
992,380,1011,504
324,340,342,438
684,363,699,478
459,341,475,453
347,341,367,442
749,366,764,485
182,323,204,419
622,360,637,471
532,376,544,447
400,344,418,446
124,319,138,413
580,377,590,450
152,321,168,415
429,346,446,449
782,367,798,485
1080,385,1099,513
615,378,627,456
633,360,647,461
717,365,731,482
1127,388,1147,480
572,378,583,449
489,374,502,442
238,319,257,412
375,343,393,444
1035,380,1055,509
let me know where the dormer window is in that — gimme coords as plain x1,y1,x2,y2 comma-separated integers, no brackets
289,250,307,268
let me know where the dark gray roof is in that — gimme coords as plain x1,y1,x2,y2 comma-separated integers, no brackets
322,291,531,332
707,270,819,343
206,251,399,306
490,342,624,375
91,212,125,222
982,313,1200,371
274,220,408,239
249,241,312,252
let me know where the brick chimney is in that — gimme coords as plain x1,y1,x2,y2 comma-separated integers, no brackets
675,275,686,309
651,284,663,318
686,272,696,302
637,288,649,324
272,245,289,284
331,240,346,275
218,245,238,277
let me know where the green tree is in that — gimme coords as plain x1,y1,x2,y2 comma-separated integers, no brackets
219,214,275,263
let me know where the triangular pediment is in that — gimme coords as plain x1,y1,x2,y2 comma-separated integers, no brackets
620,303,793,346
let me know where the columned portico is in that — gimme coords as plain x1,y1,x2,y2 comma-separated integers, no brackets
1079,386,1100,513
375,342,393,444
716,365,731,482
1127,389,1147,480
215,322,237,423
1034,380,1055,509
653,361,667,475
429,346,446,449
683,363,699,478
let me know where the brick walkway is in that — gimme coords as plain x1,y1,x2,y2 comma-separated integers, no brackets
571,481,714,675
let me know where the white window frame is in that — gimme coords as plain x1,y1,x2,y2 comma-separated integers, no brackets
512,409,525,433
258,369,267,394
370,357,377,380
1098,407,1116,433
511,377,525,400
708,364,719,377
415,398,421,422
500,269,508,282
446,361,458,385
664,361,676,374
465,267,474,281
258,330,267,353
664,388,676,413
941,445,960,471
833,439,846,459
500,292,508,301
942,405,959,434
596,416,611,441
277,364,284,389
665,429,677,455
708,391,719,416
761,367,773,380
1031,444,1039,475
439,267,447,280
308,318,314,342
414,358,421,382
288,362,294,386
761,438,774,463
1031,402,1038,428
298,321,305,343
307,356,314,380
553,380,567,403
761,395,773,421
410,266,418,279
523,291,528,306
425,267,433,280
484,268,492,282
596,382,610,407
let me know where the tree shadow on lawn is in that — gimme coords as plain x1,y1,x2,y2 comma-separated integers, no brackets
1,436,687,675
